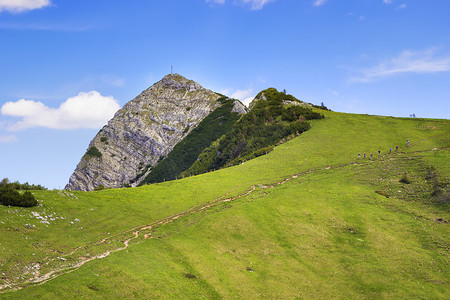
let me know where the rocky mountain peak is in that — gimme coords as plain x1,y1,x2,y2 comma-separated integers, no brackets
159,74,202,92
65,74,224,191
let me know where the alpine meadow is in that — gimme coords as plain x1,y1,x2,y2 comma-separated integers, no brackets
1,1,450,299
1,106,448,298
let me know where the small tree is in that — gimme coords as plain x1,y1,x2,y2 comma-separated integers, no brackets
1,178,9,188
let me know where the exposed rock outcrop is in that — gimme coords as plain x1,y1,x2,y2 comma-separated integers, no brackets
65,74,243,191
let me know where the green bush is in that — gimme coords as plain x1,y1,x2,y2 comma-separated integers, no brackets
0,188,38,207
94,185,105,191
85,146,102,158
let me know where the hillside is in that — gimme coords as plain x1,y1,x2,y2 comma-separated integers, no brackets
183,88,325,177
1,110,449,299
65,74,245,191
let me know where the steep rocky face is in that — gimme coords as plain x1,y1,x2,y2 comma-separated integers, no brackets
65,74,240,191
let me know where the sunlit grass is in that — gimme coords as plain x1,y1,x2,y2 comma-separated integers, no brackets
1,110,448,298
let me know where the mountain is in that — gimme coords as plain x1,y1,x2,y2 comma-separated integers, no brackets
65,74,246,191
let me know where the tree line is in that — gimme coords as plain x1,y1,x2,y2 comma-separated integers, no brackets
1,178,46,191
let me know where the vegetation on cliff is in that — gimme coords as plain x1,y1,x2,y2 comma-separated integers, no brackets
182,88,325,177
84,146,102,159
139,97,242,185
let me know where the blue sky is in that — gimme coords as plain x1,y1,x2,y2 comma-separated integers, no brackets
0,0,449,189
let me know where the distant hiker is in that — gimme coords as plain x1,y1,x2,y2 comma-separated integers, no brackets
390,148,392,153
378,150,381,155
407,139,410,147
396,145,398,151
358,153,361,158
370,153,373,160
364,152,366,158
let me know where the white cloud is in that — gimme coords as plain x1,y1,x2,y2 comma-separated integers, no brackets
206,0,274,10
0,0,51,13
313,0,327,7
0,134,17,143
242,0,274,10
350,48,450,83
231,88,253,100
223,88,255,106
383,0,392,4
397,4,406,9
1,91,120,131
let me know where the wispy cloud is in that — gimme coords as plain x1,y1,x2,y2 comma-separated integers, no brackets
383,0,407,9
350,48,450,83
206,0,274,10
313,0,327,7
0,134,17,143
0,0,51,13
1,91,120,131
242,0,274,10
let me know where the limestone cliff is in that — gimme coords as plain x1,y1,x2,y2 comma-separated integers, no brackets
65,74,245,191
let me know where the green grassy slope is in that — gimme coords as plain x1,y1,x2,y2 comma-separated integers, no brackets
1,110,448,298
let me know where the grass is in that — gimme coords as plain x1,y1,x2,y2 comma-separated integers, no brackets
1,110,448,298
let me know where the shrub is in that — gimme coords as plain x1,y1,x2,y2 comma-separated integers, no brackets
0,178,46,190
85,146,102,158
94,185,105,191
0,188,38,207
399,173,411,184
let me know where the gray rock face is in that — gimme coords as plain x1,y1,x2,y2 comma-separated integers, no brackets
65,74,222,191
231,100,248,114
